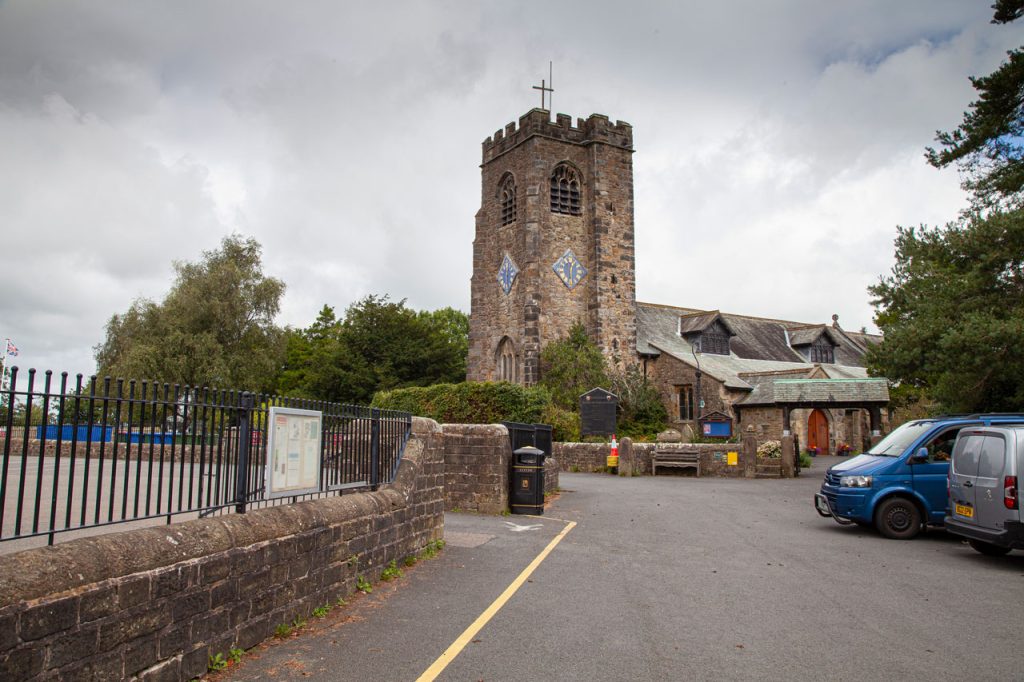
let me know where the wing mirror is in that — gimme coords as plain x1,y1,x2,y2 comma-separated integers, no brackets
908,447,929,464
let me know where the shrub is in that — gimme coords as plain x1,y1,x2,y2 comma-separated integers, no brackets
372,381,550,425
541,403,580,442
756,440,782,459
610,364,669,441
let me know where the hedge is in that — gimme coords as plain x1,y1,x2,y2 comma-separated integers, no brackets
371,381,551,426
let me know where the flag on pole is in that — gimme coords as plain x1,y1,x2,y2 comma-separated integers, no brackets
5,339,17,357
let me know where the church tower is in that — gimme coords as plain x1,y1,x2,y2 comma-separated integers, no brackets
466,108,637,385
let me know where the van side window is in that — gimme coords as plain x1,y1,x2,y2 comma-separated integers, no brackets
978,436,1006,479
953,434,984,474
926,429,960,462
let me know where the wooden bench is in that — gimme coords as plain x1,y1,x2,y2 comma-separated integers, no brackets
651,449,701,476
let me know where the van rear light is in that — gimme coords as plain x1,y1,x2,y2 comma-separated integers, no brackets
1005,476,1019,510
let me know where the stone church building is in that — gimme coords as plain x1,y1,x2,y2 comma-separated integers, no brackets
466,108,888,453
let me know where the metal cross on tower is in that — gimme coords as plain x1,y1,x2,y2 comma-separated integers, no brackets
532,62,554,111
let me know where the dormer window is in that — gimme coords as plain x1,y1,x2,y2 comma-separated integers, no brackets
699,330,730,355
789,326,838,364
809,337,834,364
678,313,735,356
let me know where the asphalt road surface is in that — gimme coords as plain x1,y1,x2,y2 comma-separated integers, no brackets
222,457,1024,681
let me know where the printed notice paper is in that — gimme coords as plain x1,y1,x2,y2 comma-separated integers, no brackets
267,407,323,498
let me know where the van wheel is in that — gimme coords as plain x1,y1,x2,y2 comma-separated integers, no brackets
875,497,921,539
967,539,1011,556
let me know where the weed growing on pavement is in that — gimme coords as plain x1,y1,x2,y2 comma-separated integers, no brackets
208,653,227,672
381,560,404,581
312,604,331,618
229,647,244,664
274,623,292,639
357,575,373,593
420,539,445,560
404,555,418,567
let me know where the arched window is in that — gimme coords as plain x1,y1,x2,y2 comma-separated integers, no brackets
499,174,516,226
550,164,581,215
496,337,518,383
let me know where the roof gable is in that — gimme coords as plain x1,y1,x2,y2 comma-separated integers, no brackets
677,311,736,336
787,325,841,348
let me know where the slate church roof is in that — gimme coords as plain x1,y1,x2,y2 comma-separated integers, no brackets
636,302,886,404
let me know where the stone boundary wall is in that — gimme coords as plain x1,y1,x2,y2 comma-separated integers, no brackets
543,458,559,494
555,440,754,477
441,424,560,514
442,424,510,514
0,417,445,681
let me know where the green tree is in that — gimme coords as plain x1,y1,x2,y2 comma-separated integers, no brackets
278,296,469,404
275,305,346,399
539,321,610,410
926,1,1024,208
94,235,286,390
610,364,669,439
867,209,1024,412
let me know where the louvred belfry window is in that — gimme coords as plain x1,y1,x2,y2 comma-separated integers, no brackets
550,164,581,215
500,175,516,226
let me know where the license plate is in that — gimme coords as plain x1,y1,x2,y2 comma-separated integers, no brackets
955,503,974,518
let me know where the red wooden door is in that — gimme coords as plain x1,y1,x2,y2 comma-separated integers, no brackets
807,409,829,455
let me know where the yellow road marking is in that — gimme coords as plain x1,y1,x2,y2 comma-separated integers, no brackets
415,519,577,682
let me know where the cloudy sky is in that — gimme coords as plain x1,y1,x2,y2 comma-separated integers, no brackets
0,1,1019,378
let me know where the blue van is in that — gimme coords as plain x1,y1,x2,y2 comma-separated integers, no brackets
814,414,1024,539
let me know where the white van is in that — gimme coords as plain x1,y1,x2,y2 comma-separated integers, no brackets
946,425,1024,556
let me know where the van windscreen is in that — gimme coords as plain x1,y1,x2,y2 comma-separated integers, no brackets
866,421,933,457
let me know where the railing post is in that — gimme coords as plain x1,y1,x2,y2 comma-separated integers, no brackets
370,408,380,490
235,392,253,514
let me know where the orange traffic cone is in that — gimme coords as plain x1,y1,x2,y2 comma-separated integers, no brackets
607,433,619,470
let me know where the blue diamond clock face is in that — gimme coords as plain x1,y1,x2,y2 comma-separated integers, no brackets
497,253,519,295
552,249,587,290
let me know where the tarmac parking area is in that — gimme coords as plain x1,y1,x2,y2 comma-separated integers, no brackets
224,459,1024,681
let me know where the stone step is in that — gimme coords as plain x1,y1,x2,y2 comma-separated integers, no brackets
756,472,781,479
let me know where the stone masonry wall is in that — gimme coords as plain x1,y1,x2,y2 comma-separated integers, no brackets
467,109,636,384
442,424,510,514
441,423,559,514
0,417,444,681
645,353,731,429
554,441,750,477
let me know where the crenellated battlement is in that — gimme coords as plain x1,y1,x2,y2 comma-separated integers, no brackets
482,108,633,162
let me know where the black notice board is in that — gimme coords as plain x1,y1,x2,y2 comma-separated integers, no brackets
579,388,618,436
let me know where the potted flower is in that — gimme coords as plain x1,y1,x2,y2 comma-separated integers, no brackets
837,442,852,456
806,446,820,457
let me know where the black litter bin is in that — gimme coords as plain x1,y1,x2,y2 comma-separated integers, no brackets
510,446,546,515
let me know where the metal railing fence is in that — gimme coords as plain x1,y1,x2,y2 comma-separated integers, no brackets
0,367,412,545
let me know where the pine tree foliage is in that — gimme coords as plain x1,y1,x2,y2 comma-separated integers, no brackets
926,1,1024,208
867,210,1024,411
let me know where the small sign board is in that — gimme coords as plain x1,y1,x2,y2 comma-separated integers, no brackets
727,451,738,466
698,411,733,439
579,388,618,437
266,407,323,498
